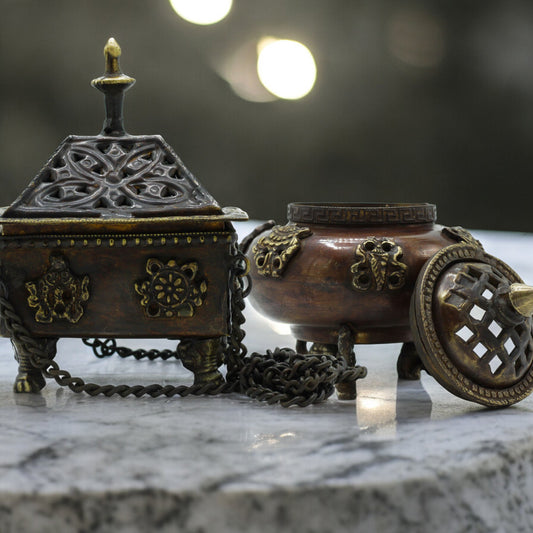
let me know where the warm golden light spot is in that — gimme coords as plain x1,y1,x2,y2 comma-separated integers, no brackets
169,0,232,25
257,38,317,100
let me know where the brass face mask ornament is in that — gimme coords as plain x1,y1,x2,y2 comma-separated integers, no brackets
2,40,533,409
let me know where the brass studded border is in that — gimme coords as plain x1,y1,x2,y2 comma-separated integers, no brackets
0,231,235,250
411,243,533,407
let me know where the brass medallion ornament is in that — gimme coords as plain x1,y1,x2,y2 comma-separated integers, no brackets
351,237,407,291
135,258,207,318
26,255,90,323
252,224,311,278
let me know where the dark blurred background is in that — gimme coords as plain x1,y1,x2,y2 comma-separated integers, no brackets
2,0,533,231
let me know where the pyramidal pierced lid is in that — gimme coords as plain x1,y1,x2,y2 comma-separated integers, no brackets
4,38,222,219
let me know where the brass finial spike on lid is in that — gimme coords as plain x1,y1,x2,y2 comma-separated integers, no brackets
103,37,122,75
508,283,533,317
91,37,136,136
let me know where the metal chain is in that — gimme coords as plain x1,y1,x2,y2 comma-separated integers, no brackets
240,349,367,407
0,244,367,407
82,338,178,361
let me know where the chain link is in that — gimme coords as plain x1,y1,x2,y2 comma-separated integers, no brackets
0,244,367,407
82,338,178,361
241,349,367,407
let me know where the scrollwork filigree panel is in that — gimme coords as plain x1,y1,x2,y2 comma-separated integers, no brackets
6,137,220,217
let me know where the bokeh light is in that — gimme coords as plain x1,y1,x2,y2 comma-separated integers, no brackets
387,9,445,68
169,0,232,25
217,40,278,103
257,38,317,100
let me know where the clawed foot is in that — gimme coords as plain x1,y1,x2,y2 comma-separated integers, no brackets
14,372,45,393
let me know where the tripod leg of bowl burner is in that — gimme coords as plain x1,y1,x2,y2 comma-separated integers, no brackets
12,337,57,393
309,342,338,356
178,337,225,387
336,325,357,400
396,342,424,380
295,339,308,354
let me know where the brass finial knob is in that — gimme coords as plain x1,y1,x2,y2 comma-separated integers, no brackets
91,38,136,136
508,283,533,317
492,282,533,326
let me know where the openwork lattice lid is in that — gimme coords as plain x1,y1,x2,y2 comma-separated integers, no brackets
411,243,533,407
4,38,222,219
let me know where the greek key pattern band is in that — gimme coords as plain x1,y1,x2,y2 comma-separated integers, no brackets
288,204,436,226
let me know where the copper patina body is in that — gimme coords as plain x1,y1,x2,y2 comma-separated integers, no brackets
247,202,454,345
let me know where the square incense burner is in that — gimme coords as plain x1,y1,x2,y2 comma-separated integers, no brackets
0,38,248,395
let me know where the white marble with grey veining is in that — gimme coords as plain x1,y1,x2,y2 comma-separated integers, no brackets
1,224,533,533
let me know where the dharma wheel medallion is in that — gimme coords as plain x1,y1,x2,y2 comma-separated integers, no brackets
135,258,207,318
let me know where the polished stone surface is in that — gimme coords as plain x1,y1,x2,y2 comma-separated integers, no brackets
1,225,533,532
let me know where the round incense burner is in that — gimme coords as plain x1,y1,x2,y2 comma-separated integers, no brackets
245,202,533,407
249,203,448,345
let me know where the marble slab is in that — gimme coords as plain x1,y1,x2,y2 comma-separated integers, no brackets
1,224,533,532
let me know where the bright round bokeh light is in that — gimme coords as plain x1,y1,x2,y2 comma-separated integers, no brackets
169,0,232,25
257,39,317,100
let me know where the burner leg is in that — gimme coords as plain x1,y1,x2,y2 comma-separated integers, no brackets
309,342,337,356
179,337,224,388
336,326,357,400
295,339,308,354
12,337,57,393
396,342,424,380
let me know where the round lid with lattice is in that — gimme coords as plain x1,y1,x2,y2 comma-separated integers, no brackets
3,38,225,220
411,243,533,407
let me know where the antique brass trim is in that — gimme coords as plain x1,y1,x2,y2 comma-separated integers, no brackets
26,255,90,323
288,202,436,226
411,243,533,407
178,338,224,387
508,283,533,317
135,258,207,318
442,226,483,248
0,231,235,250
252,224,311,278
91,37,136,89
351,237,407,291
0,206,248,226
